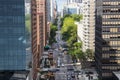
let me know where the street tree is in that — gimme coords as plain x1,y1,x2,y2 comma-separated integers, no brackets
60,14,84,63
25,14,31,37
73,42,82,49
68,42,84,61
85,49,94,61
71,14,83,22
61,17,77,46
49,23,57,45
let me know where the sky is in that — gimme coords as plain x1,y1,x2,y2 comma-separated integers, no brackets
56,0,67,12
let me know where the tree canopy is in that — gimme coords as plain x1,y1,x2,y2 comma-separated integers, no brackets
61,17,77,46
71,14,83,22
25,14,31,34
85,49,94,60
60,14,85,61
49,23,58,45
68,42,84,60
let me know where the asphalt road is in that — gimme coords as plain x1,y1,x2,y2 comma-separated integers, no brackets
53,16,77,80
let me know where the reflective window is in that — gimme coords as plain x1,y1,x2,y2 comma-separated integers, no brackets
0,0,26,70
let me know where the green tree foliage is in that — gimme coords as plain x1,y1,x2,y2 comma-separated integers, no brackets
61,14,83,45
71,14,83,22
61,17,77,46
76,49,85,59
73,42,82,49
74,42,83,57
85,49,94,60
26,14,31,21
69,42,85,60
60,14,72,27
25,14,31,34
61,14,84,60
26,20,31,33
53,18,58,26
49,24,58,45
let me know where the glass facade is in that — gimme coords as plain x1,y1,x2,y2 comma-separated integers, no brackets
0,0,26,70
68,8,77,14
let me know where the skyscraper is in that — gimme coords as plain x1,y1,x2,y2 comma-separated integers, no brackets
50,0,57,22
63,3,81,15
54,0,57,19
0,0,26,70
67,0,82,4
95,0,120,80
31,0,47,79
77,0,95,52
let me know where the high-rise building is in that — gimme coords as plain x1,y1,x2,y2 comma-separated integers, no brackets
25,1,31,15
54,0,57,19
44,0,48,46
95,0,120,80
31,0,48,79
0,0,26,70
46,0,51,22
46,0,51,37
50,0,57,22
63,3,81,15
50,0,54,22
77,0,95,52
46,0,57,37
67,0,82,4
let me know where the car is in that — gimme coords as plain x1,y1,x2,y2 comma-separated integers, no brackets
71,75,75,78
62,48,68,53
48,68,60,72
57,57,61,67
79,72,82,75
62,48,68,51
61,63,65,67
67,68,74,71
48,49,53,53
67,75,71,80
88,71,93,74
74,70,81,73
61,44,68,48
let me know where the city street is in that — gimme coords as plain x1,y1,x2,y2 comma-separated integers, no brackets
50,16,98,80
1,0,118,80
37,18,78,80
52,17,77,80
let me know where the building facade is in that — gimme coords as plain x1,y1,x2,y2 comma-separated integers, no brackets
31,0,48,79
46,0,51,22
25,2,31,15
50,0,57,23
78,0,95,52
63,3,81,15
67,0,82,4
43,0,48,46
54,0,57,19
95,0,120,80
0,0,26,70
50,0,55,22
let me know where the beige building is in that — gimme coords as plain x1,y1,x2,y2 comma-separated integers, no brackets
78,0,95,52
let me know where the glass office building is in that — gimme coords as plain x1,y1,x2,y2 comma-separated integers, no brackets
0,0,26,70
